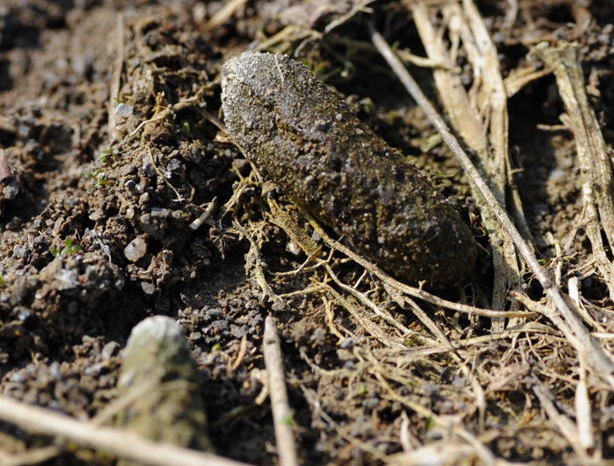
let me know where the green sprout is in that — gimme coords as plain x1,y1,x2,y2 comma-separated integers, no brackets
211,343,222,352
98,147,115,164
425,416,436,430
87,169,107,187
181,120,192,136
0,274,5,287
63,238,81,255
49,237,81,258
404,335,423,347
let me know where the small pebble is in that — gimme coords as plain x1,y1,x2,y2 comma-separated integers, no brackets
124,237,147,262
141,282,156,295
115,103,134,117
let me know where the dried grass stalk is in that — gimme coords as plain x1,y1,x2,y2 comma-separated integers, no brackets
369,23,614,389
535,42,614,299
0,395,248,466
408,0,522,324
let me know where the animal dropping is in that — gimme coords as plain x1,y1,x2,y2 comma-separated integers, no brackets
221,52,476,286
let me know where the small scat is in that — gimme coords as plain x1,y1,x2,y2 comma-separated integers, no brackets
221,52,477,287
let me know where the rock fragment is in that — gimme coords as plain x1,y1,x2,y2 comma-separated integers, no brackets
116,316,213,465
123,237,147,262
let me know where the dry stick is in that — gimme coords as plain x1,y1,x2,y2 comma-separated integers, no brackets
575,364,595,452
532,383,593,462
0,395,249,466
0,446,62,466
230,335,248,372
308,217,537,320
503,66,552,99
459,0,537,322
0,148,12,182
324,0,377,33
536,43,614,299
502,0,519,30
263,316,299,466
369,25,614,388
410,0,520,321
458,0,527,321
205,0,248,30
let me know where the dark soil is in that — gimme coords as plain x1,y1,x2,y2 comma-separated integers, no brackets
0,1,613,465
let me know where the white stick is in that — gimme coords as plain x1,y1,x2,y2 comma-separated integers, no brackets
263,316,299,466
205,0,248,30
0,395,248,466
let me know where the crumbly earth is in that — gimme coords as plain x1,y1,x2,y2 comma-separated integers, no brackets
0,1,613,465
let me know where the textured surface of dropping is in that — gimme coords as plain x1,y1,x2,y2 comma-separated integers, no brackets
221,52,476,286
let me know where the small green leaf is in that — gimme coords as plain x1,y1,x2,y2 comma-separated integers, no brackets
63,238,81,255
425,416,435,430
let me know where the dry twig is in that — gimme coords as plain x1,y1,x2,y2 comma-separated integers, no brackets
205,0,248,31
408,0,521,322
535,42,614,298
0,395,249,466
0,148,12,182
368,24,614,388
0,446,62,466
324,0,376,33
263,316,299,466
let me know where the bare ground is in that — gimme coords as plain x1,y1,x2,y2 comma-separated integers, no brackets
0,0,613,465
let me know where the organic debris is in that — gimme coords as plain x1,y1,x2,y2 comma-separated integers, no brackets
0,1,613,465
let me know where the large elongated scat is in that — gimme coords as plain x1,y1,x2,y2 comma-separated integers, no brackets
221,52,476,286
